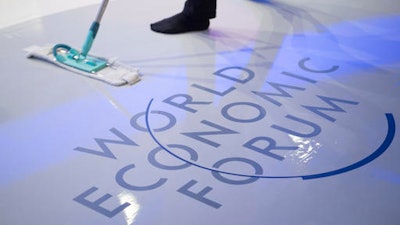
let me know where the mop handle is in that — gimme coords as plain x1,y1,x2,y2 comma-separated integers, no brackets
95,0,110,23
81,0,110,57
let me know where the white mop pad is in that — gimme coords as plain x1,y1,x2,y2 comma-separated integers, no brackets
25,44,141,86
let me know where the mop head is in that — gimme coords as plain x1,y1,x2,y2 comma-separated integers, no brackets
25,44,141,86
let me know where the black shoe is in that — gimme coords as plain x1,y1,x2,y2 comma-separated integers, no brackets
150,13,210,34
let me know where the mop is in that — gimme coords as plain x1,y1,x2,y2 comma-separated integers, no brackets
25,0,140,86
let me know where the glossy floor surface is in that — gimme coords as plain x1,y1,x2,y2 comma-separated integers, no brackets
1,0,399,224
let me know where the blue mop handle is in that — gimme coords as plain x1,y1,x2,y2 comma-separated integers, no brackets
81,22,100,58
81,0,109,58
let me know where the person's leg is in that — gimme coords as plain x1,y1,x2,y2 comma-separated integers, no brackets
150,0,217,34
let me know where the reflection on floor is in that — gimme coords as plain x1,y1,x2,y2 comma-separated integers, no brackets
0,0,399,224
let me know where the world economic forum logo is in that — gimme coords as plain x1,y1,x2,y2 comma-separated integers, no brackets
72,57,396,217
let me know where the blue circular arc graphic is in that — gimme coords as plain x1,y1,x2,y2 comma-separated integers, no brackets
145,99,396,180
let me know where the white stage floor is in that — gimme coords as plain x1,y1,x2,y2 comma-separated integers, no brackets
1,0,399,224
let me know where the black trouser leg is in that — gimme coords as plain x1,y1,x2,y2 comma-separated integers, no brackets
182,0,217,19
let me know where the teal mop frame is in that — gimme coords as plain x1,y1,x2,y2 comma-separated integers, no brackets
53,0,109,73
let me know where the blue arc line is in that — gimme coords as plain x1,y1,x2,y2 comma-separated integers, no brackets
145,99,396,180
